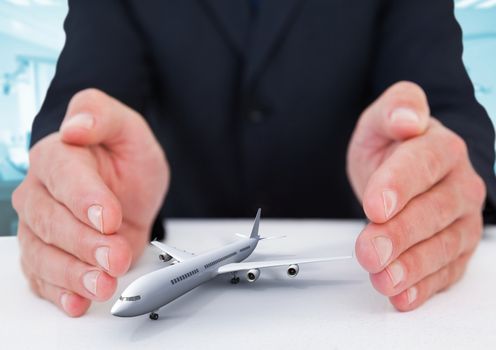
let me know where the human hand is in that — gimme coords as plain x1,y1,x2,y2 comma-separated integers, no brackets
12,89,169,316
347,82,486,310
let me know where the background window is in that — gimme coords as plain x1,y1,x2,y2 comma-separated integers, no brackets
454,0,496,131
0,1,495,235
0,0,68,235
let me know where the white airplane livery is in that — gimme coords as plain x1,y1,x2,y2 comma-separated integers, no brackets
111,209,352,320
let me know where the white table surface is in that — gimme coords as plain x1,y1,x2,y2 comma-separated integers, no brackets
1,219,495,350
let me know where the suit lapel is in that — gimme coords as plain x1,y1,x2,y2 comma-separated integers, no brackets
199,0,305,89
199,0,252,57
244,0,305,89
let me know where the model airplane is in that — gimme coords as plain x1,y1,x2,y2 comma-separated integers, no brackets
111,209,352,320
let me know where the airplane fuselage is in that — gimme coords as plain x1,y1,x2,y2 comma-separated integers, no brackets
111,238,258,317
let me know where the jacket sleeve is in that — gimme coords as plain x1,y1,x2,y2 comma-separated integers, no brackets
30,0,165,239
30,0,153,147
369,0,496,223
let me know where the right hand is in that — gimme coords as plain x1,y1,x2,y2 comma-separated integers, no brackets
12,89,169,316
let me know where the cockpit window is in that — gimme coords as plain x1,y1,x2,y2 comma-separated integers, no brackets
119,295,141,301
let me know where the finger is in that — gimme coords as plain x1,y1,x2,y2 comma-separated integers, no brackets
363,121,468,223
19,222,117,301
356,169,481,273
19,239,91,317
16,176,132,276
350,81,430,151
389,253,472,311
369,214,482,296
21,258,90,317
59,88,161,156
28,135,122,234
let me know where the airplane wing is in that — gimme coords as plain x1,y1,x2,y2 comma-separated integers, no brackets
217,255,352,274
150,241,195,262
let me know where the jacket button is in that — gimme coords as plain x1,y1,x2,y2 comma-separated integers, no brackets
248,109,265,123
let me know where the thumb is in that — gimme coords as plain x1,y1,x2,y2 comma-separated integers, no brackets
59,89,160,156
347,81,431,201
350,81,430,150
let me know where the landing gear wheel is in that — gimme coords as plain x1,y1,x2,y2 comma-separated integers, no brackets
230,272,240,284
149,312,159,320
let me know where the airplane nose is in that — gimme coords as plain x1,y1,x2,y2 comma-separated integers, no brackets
111,300,125,317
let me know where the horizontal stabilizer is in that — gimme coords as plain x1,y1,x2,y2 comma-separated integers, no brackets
258,235,286,241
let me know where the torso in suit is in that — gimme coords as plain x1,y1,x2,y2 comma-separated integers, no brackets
31,0,496,239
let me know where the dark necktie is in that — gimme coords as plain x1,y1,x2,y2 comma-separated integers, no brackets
249,0,260,16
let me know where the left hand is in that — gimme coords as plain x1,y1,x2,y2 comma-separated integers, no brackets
347,81,486,311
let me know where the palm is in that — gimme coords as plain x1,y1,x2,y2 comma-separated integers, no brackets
91,142,169,257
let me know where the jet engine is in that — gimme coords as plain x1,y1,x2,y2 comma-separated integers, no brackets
246,269,260,282
287,264,299,277
158,253,173,262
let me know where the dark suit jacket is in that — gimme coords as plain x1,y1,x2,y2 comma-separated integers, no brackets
31,0,496,239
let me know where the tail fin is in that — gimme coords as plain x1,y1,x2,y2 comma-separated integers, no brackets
250,208,261,239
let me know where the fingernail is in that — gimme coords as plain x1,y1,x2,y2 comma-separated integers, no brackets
382,190,397,219
372,236,393,267
387,260,405,287
95,247,110,271
82,270,100,295
390,108,419,124
407,286,418,304
60,293,70,312
62,113,94,131
88,205,104,233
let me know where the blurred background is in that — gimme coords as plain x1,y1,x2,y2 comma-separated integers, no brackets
0,0,495,235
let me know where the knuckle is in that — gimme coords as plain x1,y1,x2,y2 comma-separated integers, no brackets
400,147,417,167
386,215,411,252
466,216,483,250
11,182,24,213
71,225,88,261
17,226,26,247
422,148,441,185
471,174,487,205
445,263,458,288
374,167,399,196
63,257,78,291
28,133,58,169
32,204,56,245
454,256,470,283
428,190,453,230
30,243,43,277
44,160,67,196
108,235,133,276
459,171,487,210
28,142,43,167
380,166,396,185
20,256,32,280
29,278,42,297
446,132,468,160
438,229,460,265
438,265,451,292
474,215,484,240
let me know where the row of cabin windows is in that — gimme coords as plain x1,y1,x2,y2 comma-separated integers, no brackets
239,245,251,252
170,268,200,285
204,252,237,269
